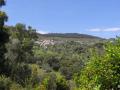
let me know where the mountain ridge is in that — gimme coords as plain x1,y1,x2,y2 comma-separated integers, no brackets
38,33,104,39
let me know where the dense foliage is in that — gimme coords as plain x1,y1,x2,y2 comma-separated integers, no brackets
0,1,119,90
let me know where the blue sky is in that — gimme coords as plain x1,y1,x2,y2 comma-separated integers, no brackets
3,0,120,38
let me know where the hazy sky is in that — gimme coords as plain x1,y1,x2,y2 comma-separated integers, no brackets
3,0,120,38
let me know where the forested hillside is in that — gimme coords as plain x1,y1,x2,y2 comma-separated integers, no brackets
0,1,120,90
37,33,104,43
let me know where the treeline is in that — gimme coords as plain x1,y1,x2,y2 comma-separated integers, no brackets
0,1,120,90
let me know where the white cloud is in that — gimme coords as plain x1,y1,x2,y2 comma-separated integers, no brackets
89,27,120,32
36,30,48,34
104,28,120,32
89,28,101,32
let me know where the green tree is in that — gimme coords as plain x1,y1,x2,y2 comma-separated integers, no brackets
5,23,38,86
74,38,120,90
0,0,9,75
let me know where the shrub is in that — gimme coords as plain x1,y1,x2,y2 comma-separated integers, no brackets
0,75,12,90
11,63,31,86
74,37,120,90
56,72,69,90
